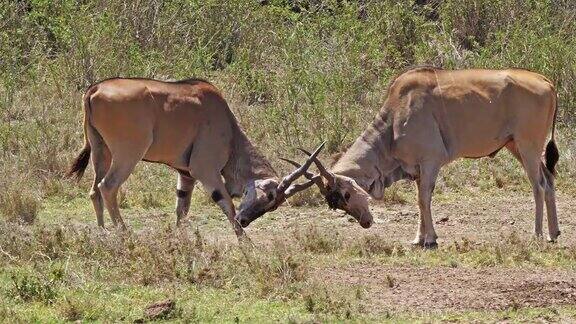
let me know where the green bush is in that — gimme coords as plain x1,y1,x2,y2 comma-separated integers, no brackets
8,264,65,304
1,0,574,211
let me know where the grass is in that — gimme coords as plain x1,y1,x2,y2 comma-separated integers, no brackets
1,212,576,322
2,0,576,321
0,278,314,322
2,0,576,214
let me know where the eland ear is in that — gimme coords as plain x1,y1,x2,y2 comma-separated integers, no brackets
369,179,384,200
330,152,343,164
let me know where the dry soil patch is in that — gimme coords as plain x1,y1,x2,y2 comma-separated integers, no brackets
318,264,576,313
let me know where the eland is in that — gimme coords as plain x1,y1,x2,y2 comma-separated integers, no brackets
240,67,560,248
67,77,320,236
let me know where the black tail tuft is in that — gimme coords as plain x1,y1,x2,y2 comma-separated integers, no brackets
67,145,91,180
545,140,559,175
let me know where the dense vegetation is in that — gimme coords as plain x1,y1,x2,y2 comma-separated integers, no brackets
0,0,576,217
1,1,576,321
1,0,576,219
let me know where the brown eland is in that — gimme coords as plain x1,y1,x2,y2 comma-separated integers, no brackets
245,67,560,248
67,77,321,236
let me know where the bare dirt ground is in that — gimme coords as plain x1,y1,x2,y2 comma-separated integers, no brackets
244,191,576,246
42,188,576,319
235,191,576,314
130,189,576,315
321,265,576,312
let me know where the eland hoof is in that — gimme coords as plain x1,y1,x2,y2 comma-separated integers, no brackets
423,241,438,250
547,230,561,243
411,238,424,247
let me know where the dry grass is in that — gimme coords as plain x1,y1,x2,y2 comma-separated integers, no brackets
0,221,309,295
1,0,575,221
1,1,576,321
1,215,576,321
0,172,40,224
348,233,405,258
301,282,366,319
293,223,344,253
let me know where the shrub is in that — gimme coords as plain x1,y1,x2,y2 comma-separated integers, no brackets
0,174,40,224
9,266,63,304
0,0,575,216
294,223,343,253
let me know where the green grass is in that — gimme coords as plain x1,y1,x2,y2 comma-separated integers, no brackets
2,261,576,322
1,213,576,322
2,0,576,220
2,0,576,321
0,276,312,322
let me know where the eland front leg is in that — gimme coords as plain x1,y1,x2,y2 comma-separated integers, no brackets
414,162,441,249
175,172,196,226
194,172,244,237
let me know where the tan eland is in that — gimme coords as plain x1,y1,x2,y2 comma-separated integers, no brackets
242,67,560,248
67,77,321,236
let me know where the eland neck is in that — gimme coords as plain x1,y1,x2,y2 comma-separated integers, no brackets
332,110,399,194
222,119,277,196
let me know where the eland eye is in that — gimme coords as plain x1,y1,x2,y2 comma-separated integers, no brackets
344,192,351,202
267,192,275,201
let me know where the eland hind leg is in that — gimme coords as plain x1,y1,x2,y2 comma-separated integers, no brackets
506,141,546,237
541,165,560,241
99,138,152,230
88,132,111,228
